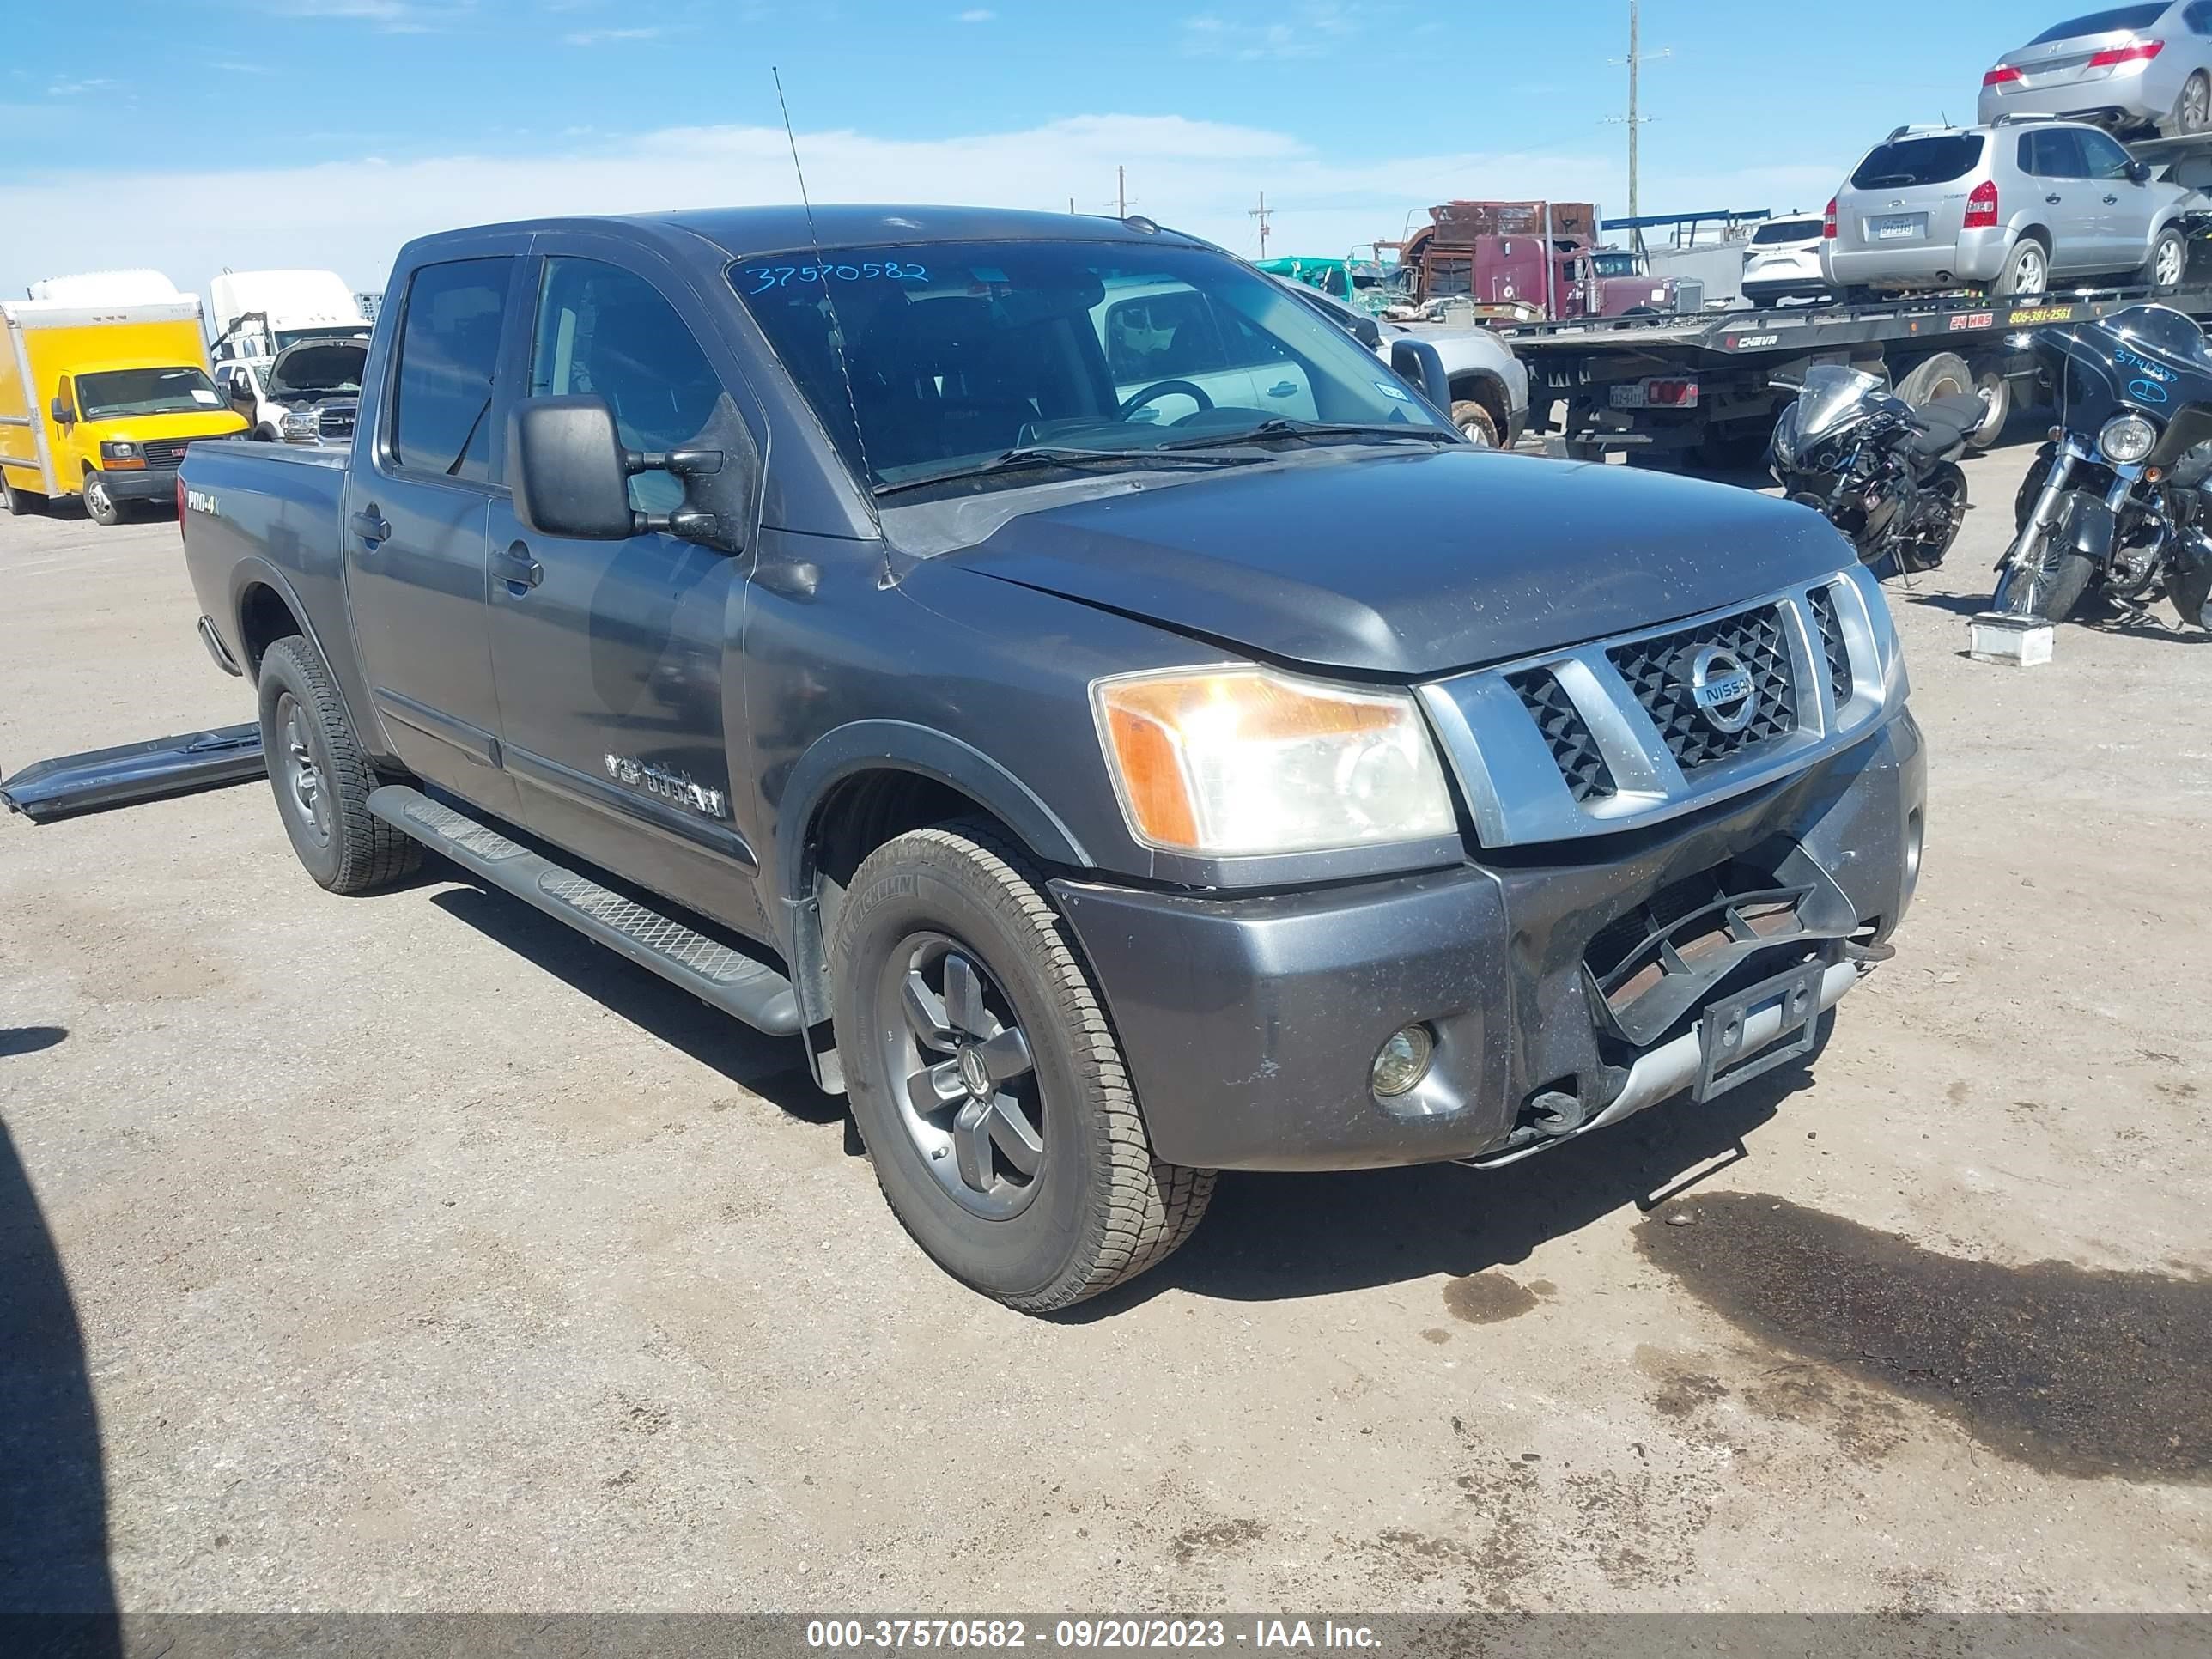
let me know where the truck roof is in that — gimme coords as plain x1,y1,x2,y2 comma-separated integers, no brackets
399,204,1209,267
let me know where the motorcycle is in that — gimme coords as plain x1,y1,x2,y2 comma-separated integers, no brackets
1998,303,2212,629
1769,365,1988,575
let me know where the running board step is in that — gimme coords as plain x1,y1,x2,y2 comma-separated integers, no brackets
367,784,803,1037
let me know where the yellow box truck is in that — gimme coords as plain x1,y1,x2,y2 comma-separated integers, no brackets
1,299,249,526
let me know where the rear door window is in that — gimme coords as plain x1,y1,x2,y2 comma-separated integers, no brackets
2189,0,2212,32
1850,136,1987,190
2031,128,2091,179
389,256,514,483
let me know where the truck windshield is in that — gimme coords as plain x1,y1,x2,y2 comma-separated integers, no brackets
729,240,1452,497
268,344,366,399
73,366,222,419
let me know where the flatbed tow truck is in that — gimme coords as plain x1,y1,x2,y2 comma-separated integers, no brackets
1504,278,2212,464
1509,133,2212,464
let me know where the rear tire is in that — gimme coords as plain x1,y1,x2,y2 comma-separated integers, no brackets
255,635,422,894
1449,400,1499,447
1965,358,2011,451
1893,351,1974,410
832,821,1213,1313
81,475,122,526
2173,70,2210,136
1995,237,2050,298
0,474,45,515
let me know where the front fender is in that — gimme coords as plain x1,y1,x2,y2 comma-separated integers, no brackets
2054,490,2118,566
775,719,1097,904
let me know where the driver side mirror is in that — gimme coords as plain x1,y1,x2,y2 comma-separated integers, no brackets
508,393,752,553
2129,161,2154,185
49,395,74,427
228,380,257,409
1388,338,1452,412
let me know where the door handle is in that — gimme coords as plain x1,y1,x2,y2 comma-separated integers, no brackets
2104,194,2121,204
2045,193,2063,204
494,543,544,592
351,507,390,544
1267,380,1297,398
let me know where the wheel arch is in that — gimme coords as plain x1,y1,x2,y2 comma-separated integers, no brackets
1446,369,1509,428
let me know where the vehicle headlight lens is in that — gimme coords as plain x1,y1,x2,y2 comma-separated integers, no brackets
1841,564,1911,713
99,441,139,461
282,409,319,438
1092,665,1457,856
2100,412,2158,465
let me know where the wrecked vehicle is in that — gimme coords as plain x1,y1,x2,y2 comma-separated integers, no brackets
178,207,1924,1311
214,337,367,447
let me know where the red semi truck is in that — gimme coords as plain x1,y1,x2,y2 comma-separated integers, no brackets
1396,201,1699,321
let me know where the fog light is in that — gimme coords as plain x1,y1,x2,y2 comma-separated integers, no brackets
1371,1024,1434,1097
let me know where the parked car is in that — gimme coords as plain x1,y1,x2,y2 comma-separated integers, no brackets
213,338,367,446
1268,272,1529,446
1740,215,1832,305
179,206,1923,1312
1980,3,2212,136
1822,118,2203,298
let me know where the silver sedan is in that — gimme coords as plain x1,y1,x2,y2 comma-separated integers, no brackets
1979,3,2212,136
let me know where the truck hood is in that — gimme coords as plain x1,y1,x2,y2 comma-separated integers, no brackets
951,447,1851,678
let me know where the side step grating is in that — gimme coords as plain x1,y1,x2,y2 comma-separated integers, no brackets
368,784,802,1037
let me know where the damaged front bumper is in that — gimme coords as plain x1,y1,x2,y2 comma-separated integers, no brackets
1054,710,1923,1173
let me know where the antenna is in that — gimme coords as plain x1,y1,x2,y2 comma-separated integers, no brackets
772,65,884,535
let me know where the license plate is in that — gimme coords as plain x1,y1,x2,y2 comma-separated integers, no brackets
1610,378,1699,410
1868,214,1925,242
1692,958,1832,1103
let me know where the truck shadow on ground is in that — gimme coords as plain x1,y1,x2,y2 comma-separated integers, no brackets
0,1041,123,1649
1082,1061,1814,1315
426,884,835,1122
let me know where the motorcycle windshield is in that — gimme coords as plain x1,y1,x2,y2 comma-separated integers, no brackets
1792,367,1887,444
2105,304,2212,368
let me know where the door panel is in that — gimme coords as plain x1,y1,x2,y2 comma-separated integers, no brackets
344,253,518,813
485,252,757,929
2078,128,2150,270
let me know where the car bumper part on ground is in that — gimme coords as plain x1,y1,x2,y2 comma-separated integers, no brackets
1056,712,1923,1173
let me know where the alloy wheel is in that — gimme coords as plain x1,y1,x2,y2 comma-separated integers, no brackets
2185,76,2210,132
278,694,331,846
2158,236,2186,289
2012,244,2048,296
881,934,1044,1219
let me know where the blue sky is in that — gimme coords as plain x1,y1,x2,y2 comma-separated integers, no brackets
2,0,2025,301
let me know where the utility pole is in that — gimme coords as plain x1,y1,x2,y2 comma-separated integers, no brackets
1117,165,1127,218
1605,1,1669,246
1249,191,1273,258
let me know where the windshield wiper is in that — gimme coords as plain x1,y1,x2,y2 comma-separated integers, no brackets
872,445,1266,498
1152,419,1462,452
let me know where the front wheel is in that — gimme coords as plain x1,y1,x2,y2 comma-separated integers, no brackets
1449,399,1499,447
2142,226,2188,291
832,822,1213,1312
81,474,123,526
1996,527,2096,622
2174,70,2211,136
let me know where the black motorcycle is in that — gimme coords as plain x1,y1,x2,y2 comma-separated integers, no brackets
1769,365,1988,575
1999,304,2212,629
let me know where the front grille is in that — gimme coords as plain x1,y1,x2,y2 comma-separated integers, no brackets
138,438,194,469
1607,604,1797,771
1510,669,1616,803
319,407,356,440
1805,585,1853,707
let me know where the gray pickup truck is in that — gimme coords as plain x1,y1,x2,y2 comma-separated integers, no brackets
179,206,1924,1311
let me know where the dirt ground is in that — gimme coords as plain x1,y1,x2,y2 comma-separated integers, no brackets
2,437,2207,1615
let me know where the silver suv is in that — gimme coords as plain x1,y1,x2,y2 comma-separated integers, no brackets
1821,118,2200,298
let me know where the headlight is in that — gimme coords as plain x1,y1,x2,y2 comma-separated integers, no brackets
1091,665,1457,857
2100,412,2158,465
1842,564,1911,713
282,409,319,439
98,440,139,461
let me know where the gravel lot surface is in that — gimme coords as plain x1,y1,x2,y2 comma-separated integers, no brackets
2,439,2207,1613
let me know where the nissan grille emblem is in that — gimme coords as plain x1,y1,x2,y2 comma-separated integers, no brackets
1688,646,1758,735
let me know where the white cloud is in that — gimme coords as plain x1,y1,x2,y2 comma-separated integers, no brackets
278,0,465,33
1183,1,1362,60
0,112,1839,301
957,7,996,19
561,26,664,43
47,77,118,96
